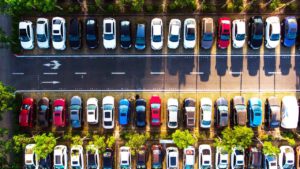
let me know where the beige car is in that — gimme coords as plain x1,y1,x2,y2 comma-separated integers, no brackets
232,96,247,126
201,17,214,49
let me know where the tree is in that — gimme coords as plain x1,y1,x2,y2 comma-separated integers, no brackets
131,0,144,12
214,126,254,153
106,136,116,149
87,135,106,153
33,133,56,160
269,0,282,10
12,134,33,153
124,133,149,155
4,0,58,15
71,135,84,146
263,141,280,155
170,0,196,10
172,130,197,149
0,128,13,169
0,82,15,120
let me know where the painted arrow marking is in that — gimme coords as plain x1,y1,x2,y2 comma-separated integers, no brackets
41,81,60,84
43,60,61,70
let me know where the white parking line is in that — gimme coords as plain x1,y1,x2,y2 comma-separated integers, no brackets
74,72,87,75
43,72,58,75
230,71,243,75
111,72,126,75
150,72,165,75
268,71,281,75
190,72,204,75
12,72,24,75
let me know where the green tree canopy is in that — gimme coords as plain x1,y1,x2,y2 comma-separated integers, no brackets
263,141,280,155
170,0,196,10
33,133,56,160
0,128,13,169
88,135,106,153
214,126,254,153
71,135,83,146
172,130,197,149
0,82,15,120
106,136,116,149
124,132,149,155
12,134,33,153
4,0,57,15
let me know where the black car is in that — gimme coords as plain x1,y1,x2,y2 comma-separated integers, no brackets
38,97,50,128
248,16,263,49
246,147,262,169
103,148,114,169
38,154,52,169
136,99,146,127
120,20,132,49
137,146,147,169
69,18,82,50
86,18,99,49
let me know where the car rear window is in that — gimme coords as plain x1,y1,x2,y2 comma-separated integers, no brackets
170,157,177,166
106,23,112,32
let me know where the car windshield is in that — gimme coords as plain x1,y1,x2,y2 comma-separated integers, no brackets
169,35,179,42
87,34,96,41
186,28,195,40
54,106,63,111
37,34,47,42
52,35,62,42
136,105,145,112
88,104,96,110
151,103,160,109
168,105,177,111
40,105,48,111
103,104,113,110
236,34,245,41
220,34,230,40
69,35,79,41
121,34,130,41
54,166,65,169
20,29,30,42
71,105,81,110
72,167,81,169
104,34,114,40
235,105,245,111
270,34,280,41
253,34,262,40
153,35,161,42
136,37,145,45
202,105,211,111
202,120,211,125
203,34,213,41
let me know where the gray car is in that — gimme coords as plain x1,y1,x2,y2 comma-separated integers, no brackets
201,18,214,49
70,96,82,128
215,97,228,128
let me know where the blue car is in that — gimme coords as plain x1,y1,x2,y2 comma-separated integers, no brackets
248,98,262,127
136,99,146,127
282,16,297,47
135,24,146,50
119,99,130,126
70,96,82,128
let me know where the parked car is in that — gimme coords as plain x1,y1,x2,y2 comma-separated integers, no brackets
183,146,195,169
136,99,146,127
217,17,231,49
167,98,178,128
69,18,82,50
265,16,280,49
38,154,52,169
53,145,68,169
36,18,50,49
86,18,99,49
265,96,280,128
137,146,147,169
264,154,277,169
296,146,300,169
199,144,212,169
232,19,246,48
103,148,113,169
102,96,115,129
135,23,146,50
70,145,84,169
119,147,131,169
86,145,100,169
201,17,214,49
183,98,196,127
282,16,297,47
168,19,181,49
120,20,132,49
151,145,163,169
279,146,294,169
231,147,245,169
215,147,229,169
183,18,196,49
166,147,179,169
151,18,163,50
231,96,247,126
119,99,131,126
70,96,82,128
103,18,116,49
37,97,50,128
19,20,34,50
248,97,263,127
150,95,161,126
246,147,262,169
248,16,264,49
200,98,212,128
53,98,66,127
87,98,99,124
281,96,299,129
24,144,37,169
215,97,229,128
19,97,35,127
52,17,66,50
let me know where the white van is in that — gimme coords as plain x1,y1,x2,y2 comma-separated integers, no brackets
281,96,299,129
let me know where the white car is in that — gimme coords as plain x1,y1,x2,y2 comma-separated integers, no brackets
184,18,196,49
102,96,114,129
151,18,163,50
52,17,66,50
232,19,246,48
200,98,212,128
281,96,299,129
120,146,131,169
53,145,68,169
279,146,295,169
87,98,98,124
199,144,212,169
36,18,50,49
265,16,280,49
86,145,100,169
103,18,116,49
264,154,277,169
168,19,181,49
19,21,34,50
70,145,84,169
215,147,229,169
24,144,38,169
166,147,179,169
183,146,195,169
167,98,178,128
231,147,244,169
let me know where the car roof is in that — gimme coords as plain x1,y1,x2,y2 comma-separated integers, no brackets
217,98,228,106
185,98,195,107
267,96,279,106
234,96,244,105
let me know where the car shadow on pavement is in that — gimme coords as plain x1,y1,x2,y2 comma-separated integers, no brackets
198,56,211,81
294,56,300,90
279,56,291,75
230,56,243,77
263,55,276,76
151,51,163,72
167,56,194,85
215,55,228,76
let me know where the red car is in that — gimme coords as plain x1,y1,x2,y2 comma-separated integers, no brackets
217,17,231,49
53,98,66,127
19,98,36,127
150,96,161,126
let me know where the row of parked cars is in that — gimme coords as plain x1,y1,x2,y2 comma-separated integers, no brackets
24,143,300,169
19,95,299,129
19,16,299,51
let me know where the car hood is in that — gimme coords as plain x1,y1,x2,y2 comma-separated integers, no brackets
52,40,65,50
284,38,295,47
218,39,229,49
250,38,262,49
168,39,179,49
71,120,81,128
19,110,28,126
184,39,196,48
21,40,33,49
151,41,163,50
86,39,98,48
266,39,279,48
103,39,116,49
